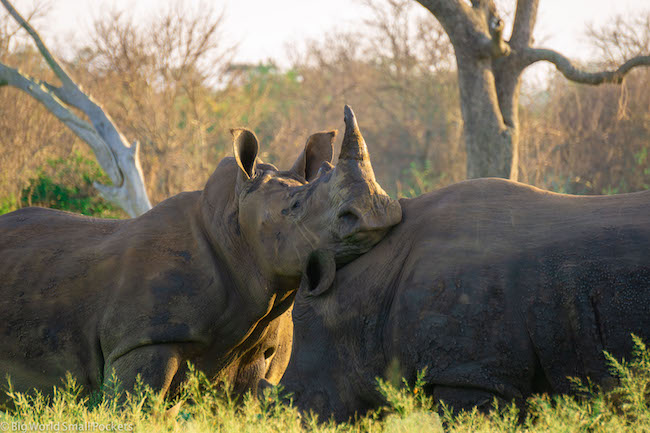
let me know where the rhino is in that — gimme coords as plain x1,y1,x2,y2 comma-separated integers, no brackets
276,178,650,421
0,106,402,401
218,309,293,396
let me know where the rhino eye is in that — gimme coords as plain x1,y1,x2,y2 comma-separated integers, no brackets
281,200,302,215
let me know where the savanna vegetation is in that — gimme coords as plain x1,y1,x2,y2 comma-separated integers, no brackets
0,336,649,432
1,0,650,431
2,0,649,218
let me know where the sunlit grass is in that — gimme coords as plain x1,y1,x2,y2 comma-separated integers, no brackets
1,337,649,432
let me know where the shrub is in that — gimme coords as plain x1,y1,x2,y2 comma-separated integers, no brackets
17,152,125,218
1,336,649,432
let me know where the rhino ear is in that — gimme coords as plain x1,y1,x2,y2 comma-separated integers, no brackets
290,130,337,182
301,249,336,297
231,128,259,180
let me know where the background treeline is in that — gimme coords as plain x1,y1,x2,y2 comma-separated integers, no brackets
1,0,649,218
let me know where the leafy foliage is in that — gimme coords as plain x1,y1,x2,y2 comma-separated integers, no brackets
3,3,648,213
396,161,448,198
1,337,650,432
0,195,18,215
15,153,125,218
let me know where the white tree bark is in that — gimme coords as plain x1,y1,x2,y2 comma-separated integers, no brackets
0,0,151,217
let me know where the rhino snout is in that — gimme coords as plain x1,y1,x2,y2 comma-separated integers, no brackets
257,378,274,400
336,195,402,240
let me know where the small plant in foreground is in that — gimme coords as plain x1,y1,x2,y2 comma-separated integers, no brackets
0,336,649,432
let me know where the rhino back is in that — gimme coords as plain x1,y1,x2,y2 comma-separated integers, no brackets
0,207,124,391
0,193,233,394
379,178,650,399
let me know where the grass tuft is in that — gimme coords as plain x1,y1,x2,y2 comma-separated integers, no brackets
1,337,650,432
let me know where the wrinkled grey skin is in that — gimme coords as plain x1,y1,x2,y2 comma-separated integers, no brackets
0,106,401,401
279,178,650,421
219,309,293,396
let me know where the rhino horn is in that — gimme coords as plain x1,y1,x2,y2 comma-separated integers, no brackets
338,105,370,161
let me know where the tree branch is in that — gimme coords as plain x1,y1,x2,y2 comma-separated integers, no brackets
473,0,510,58
509,0,539,49
0,0,76,89
523,47,650,84
417,0,509,59
0,65,121,178
415,0,474,43
416,0,470,20
0,0,152,217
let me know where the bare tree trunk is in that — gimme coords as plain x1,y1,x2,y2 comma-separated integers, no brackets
457,55,516,178
0,0,151,217
416,0,650,180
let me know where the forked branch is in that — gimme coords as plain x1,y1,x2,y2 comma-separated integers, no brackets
0,0,151,217
522,47,650,85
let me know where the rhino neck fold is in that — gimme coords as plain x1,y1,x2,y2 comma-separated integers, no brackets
197,184,292,327
334,228,413,407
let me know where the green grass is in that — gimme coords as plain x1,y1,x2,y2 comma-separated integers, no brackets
1,337,649,432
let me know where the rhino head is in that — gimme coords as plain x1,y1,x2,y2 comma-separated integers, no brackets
205,106,400,285
262,249,363,421
215,309,293,397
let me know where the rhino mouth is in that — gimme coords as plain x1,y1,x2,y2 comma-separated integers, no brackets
334,228,388,266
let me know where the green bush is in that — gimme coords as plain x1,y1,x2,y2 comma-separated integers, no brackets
397,161,448,199
0,195,18,216
17,152,125,218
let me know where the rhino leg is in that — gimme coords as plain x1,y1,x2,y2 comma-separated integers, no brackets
103,345,183,398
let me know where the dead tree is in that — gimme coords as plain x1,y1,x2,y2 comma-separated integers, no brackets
0,0,151,217
416,0,650,180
